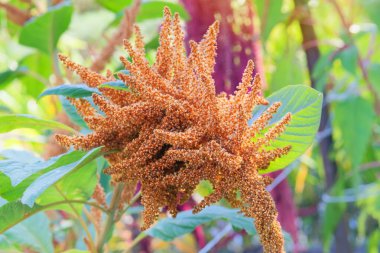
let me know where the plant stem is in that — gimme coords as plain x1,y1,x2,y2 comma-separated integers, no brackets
96,183,124,253
122,232,147,253
55,186,97,253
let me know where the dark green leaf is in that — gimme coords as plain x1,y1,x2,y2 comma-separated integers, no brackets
3,213,53,253
99,80,129,91
0,114,76,134
21,147,103,207
39,84,101,99
19,3,73,54
147,206,255,241
251,85,323,173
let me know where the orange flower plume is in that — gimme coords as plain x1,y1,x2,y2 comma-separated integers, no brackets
56,7,291,252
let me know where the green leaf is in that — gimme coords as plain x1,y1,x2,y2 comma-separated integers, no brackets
137,1,189,22
0,151,50,187
368,63,380,97
0,149,98,201
255,0,286,42
0,67,26,89
61,96,88,129
39,84,101,99
147,206,255,241
19,3,73,54
0,201,44,233
99,80,129,91
19,53,52,98
0,114,76,134
337,45,358,75
96,0,132,12
21,147,103,207
251,85,323,173
3,213,53,253
332,97,374,170
37,159,98,212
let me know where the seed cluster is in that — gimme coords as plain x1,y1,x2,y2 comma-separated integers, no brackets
56,7,291,252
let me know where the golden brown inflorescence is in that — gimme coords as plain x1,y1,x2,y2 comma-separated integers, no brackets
56,7,291,253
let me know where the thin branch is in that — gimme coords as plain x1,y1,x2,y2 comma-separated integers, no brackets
55,186,97,253
96,183,124,253
199,224,233,253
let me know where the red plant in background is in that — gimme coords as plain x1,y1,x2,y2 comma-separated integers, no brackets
180,0,300,250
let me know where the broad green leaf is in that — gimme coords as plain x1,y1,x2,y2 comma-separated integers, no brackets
147,206,255,241
99,80,129,91
137,1,189,22
19,3,73,54
96,0,132,12
0,114,76,134
3,213,53,253
37,159,98,212
0,151,49,186
250,85,323,173
39,84,101,99
19,53,52,98
332,97,374,169
0,201,44,233
21,147,103,207
0,149,98,201
255,0,286,42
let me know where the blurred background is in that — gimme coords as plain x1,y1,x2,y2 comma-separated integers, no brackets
0,0,379,252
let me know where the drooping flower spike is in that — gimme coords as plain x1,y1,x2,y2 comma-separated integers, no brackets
56,7,291,252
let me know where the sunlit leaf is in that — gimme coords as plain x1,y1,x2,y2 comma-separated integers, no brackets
21,147,103,207
0,114,76,134
39,84,101,99
137,1,189,22
19,3,73,54
255,0,286,42
251,85,323,173
95,0,132,12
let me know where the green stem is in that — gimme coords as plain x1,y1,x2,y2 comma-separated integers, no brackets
55,186,97,253
122,232,147,253
96,183,124,253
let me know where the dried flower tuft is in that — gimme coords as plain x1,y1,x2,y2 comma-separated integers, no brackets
56,7,291,252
